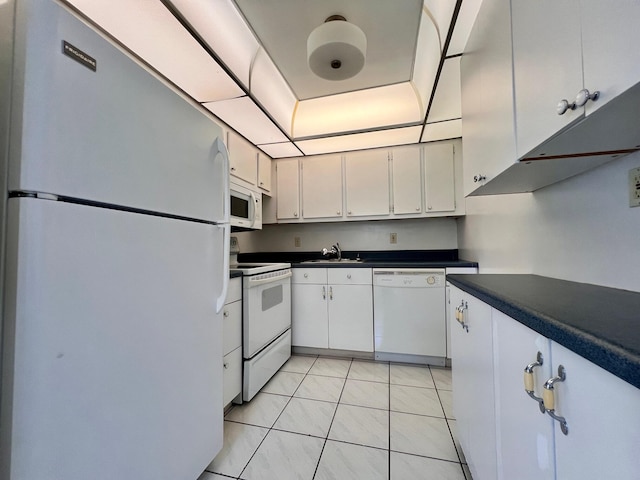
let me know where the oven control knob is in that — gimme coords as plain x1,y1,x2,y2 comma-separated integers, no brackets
427,276,436,285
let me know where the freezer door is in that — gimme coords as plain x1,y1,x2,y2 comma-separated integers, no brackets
10,0,229,223
2,197,223,480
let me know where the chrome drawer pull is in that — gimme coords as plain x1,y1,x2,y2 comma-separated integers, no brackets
543,365,569,435
523,351,546,413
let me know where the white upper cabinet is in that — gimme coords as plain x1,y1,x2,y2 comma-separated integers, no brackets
227,130,257,185
257,152,271,193
462,0,640,197
511,0,583,158
391,146,422,215
301,154,343,219
579,0,640,117
344,149,390,217
275,158,299,220
424,143,455,212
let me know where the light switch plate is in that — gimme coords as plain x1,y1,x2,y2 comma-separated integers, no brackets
629,167,640,208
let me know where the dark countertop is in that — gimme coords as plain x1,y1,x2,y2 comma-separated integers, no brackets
237,250,478,270
447,274,640,390
292,260,478,269
230,271,243,279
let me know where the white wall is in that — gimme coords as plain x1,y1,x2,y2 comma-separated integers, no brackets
458,151,640,291
234,217,458,254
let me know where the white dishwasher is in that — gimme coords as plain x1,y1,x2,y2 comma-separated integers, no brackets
373,269,446,365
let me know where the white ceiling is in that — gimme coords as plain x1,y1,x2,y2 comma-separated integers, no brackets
64,0,482,157
234,0,423,100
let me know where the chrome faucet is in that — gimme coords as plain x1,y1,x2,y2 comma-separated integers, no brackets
321,242,342,260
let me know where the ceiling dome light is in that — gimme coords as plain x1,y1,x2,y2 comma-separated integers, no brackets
307,15,367,81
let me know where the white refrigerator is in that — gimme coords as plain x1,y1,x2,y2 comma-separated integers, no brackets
0,0,229,479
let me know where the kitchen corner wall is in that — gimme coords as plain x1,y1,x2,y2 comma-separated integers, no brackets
458,150,640,292
234,217,458,254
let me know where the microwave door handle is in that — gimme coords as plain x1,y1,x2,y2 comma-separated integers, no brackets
249,191,257,228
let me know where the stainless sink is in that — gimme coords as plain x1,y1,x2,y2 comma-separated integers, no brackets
302,258,364,264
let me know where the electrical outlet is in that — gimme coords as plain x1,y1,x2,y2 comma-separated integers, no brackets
630,167,640,208
294,236,301,248
390,233,397,244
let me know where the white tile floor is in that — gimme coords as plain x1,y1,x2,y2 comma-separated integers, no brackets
199,355,472,480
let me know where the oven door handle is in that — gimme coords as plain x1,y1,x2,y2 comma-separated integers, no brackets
247,271,292,288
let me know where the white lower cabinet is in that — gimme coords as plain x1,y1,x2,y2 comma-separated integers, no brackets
451,285,640,480
493,309,555,480
292,268,373,352
222,277,242,406
449,286,498,480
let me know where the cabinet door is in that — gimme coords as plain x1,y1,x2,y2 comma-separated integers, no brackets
511,0,583,158
257,152,271,193
461,0,517,196
227,131,258,185
291,283,328,348
391,146,422,215
449,287,498,480
580,0,640,116
344,150,390,217
552,342,640,480
424,143,455,212
301,154,343,219
493,310,555,480
276,159,300,220
328,284,373,352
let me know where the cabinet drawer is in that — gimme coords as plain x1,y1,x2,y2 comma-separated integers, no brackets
328,268,372,285
223,300,242,355
227,277,242,303
223,347,242,406
292,268,327,284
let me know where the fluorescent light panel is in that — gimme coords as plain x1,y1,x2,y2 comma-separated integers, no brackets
427,56,461,123
421,118,462,142
258,142,303,158
203,96,288,145
66,0,243,102
411,9,442,112
293,83,422,138
250,48,297,135
168,0,259,89
296,126,422,155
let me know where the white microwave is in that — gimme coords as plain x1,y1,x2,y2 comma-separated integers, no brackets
230,183,262,230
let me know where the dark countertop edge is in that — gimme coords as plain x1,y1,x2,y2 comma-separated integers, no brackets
230,271,243,279
238,249,464,264
447,275,640,390
291,260,478,269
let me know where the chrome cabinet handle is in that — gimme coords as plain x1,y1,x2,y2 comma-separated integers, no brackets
556,98,576,115
304,273,309,278
329,286,333,300
543,365,569,435
322,286,326,300
523,351,546,413
575,88,599,107
347,210,352,215
455,301,468,332
223,362,229,369
294,212,298,217
223,310,229,318
416,206,421,211
337,211,341,215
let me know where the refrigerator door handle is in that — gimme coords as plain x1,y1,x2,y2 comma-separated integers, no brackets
215,223,231,313
213,136,230,222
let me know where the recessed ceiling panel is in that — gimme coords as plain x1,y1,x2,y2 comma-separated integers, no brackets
448,0,483,55
234,0,423,100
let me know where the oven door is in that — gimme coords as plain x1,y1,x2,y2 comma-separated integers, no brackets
243,270,292,358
